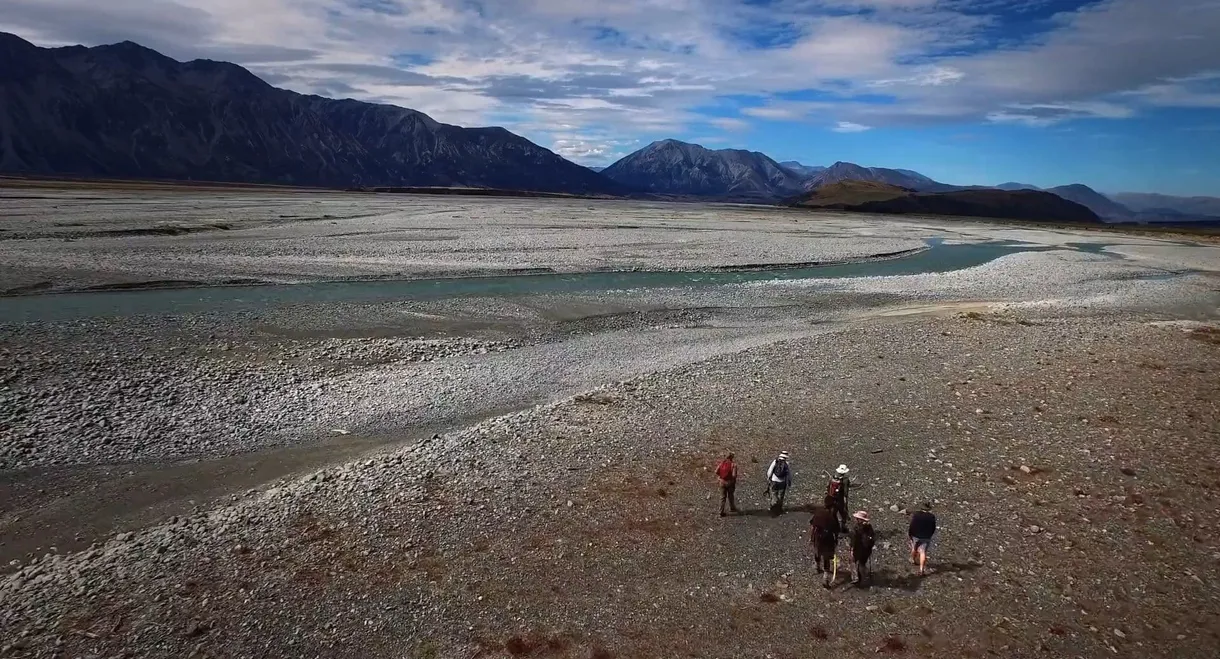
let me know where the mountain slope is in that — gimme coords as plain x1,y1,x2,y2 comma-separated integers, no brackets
0,32,625,194
1046,184,1132,220
995,182,1041,191
791,181,1102,223
779,161,826,178
805,162,943,192
600,140,806,199
1110,192,1220,218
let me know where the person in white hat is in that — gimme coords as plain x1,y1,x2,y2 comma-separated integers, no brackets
848,510,875,585
826,464,852,528
765,451,792,514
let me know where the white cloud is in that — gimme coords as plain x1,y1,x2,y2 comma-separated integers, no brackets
985,101,1136,127
708,117,750,131
742,106,802,120
832,121,872,133
1,0,1218,145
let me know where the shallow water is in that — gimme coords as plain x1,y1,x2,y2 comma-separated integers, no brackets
0,239,1063,323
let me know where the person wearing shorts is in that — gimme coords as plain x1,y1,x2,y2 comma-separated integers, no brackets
908,502,937,576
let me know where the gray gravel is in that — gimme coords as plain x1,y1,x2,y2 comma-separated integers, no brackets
1,193,1218,658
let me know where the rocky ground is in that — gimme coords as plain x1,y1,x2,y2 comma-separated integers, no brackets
2,191,1219,658
0,189,931,293
2,311,1219,658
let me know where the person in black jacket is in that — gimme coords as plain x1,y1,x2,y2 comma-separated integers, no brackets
908,502,937,576
809,496,841,588
848,510,876,585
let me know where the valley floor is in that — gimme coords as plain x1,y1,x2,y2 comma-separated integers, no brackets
1,190,1219,658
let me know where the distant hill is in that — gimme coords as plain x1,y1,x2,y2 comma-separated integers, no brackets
995,182,1041,191
1110,192,1220,219
805,162,943,192
790,180,1102,223
1046,184,1133,220
0,32,625,195
601,139,806,200
779,161,826,178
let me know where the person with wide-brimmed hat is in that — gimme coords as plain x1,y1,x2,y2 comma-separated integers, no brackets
765,451,792,515
826,464,852,528
848,510,875,586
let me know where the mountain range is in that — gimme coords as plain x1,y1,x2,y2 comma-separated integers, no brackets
601,141,1217,223
0,32,622,195
599,140,805,200
1,32,1216,225
779,161,826,178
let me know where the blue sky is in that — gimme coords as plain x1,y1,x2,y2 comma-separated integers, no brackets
3,0,1219,195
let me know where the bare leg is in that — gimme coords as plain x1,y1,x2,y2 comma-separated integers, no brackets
918,545,928,575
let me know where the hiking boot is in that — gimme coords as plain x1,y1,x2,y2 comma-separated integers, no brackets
719,511,726,518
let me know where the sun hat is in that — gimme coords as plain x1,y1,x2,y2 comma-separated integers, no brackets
852,510,870,522
835,464,850,475
778,451,790,460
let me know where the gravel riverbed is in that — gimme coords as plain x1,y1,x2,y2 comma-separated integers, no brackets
1,191,1219,658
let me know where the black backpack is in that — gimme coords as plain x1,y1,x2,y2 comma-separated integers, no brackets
772,460,790,480
858,525,875,551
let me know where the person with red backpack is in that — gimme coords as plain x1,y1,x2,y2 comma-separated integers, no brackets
826,464,851,528
715,453,739,517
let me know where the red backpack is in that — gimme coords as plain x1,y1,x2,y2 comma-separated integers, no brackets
716,460,735,481
827,477,845,501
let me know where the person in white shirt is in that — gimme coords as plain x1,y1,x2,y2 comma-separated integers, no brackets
765,451,792,514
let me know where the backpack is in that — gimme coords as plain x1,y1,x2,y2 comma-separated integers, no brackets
716,460,735,481
772,460,790,481
827,477,845,501
857,525,875,552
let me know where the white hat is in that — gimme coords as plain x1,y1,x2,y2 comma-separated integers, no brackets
835,464,850,475
778,451,790,460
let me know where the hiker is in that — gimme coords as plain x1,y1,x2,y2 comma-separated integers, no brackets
848,510,875,585
808,496,841,587
765,451,792,514
908,501,937,576
715,453,739,517
826,464,851,528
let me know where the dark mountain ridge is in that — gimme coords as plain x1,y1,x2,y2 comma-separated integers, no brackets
599,139,806,200
1045,184,1133,219
790,180,1102,223
805,162,943,192
0,32,625,194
